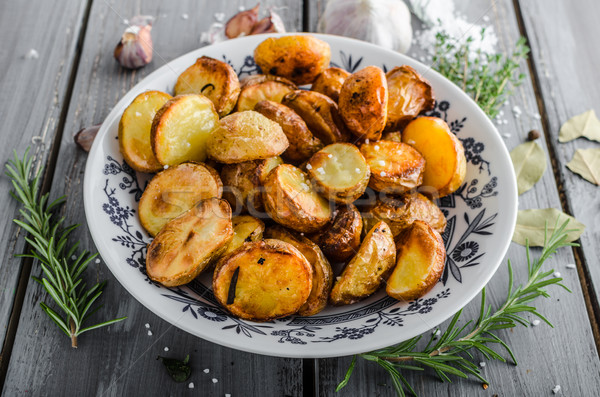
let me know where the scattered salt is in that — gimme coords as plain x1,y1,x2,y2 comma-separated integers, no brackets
95,258,101,264
378,160,385,166
306,163,312,170
496,119,502,125
300,183,310,192
214,13,225,22
532,113,541,120
552,385,561,394
380,171,387,177
479,362,486,367
327,154,333,158
336,276,341,282
317,167,325,175
123,19,129,25
531,319,540,326
71,255,77,260
204,368,210,373
163,165,169,169
212,378,219,384
365,139,370,144
355,168,361,173
147,330,153,336
164,347,169,352
225,394,231,397
566,264,576,269
553,271,561,278
145,323,150,328
512,105,522,115
482,15,490,23
181,13,189,20
135,111,142,117
188,382,195,389
374,145,380,151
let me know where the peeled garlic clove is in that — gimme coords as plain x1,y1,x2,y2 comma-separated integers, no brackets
250,10,286,35
114,15,153,69
225,4,260,39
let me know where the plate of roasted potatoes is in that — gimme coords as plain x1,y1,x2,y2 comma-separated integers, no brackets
84,33,517,358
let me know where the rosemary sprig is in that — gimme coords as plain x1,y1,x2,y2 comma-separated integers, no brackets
6,148,126,347
337,220,576,396
432,29,530,119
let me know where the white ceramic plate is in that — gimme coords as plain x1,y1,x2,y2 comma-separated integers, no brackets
84,33,517,358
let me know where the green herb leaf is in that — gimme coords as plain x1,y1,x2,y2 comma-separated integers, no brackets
510,141,547,195
512,208,584,246
566,148,600,185
559,109,600,143
157,355,192,383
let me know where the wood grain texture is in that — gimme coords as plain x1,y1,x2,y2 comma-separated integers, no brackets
2,1,304,396
310,0,600,395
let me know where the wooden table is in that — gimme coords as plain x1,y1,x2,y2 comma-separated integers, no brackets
1,1,599,395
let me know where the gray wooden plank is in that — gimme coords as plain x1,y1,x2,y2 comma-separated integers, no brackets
309,0,600,395
2,1,305,396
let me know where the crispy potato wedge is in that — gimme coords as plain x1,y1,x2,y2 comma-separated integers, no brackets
360,140,425,194
262,164,332,233
146,198,233,287
306,143,370,203
385,65,435,131
254,35,331,85
220,156,283,213
207,110,289,164
362,192,447,237
282,90,350,145
151,94,219,166
339,66,388,141
236,74,297,112
173,56,240,116
213,239,313,321
139,162,223,236
221,215,265,257
254,100,323,163
402,117,466,197
308,204,363,263
381,131,402,143
311,67,350,102
329,221,396,305
264,225,333,316
387,220,445,301
119,90,172,173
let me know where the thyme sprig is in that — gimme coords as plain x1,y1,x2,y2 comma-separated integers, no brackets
6,148,126,347
337,220,576,396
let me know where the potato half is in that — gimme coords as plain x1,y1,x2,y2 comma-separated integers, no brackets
254,35,331,85
385,65,434,131
306,143,370,203
360,140,425,194
236,74,297,112
151,94,219,166
387,220,446,301
118,90,172,173
264,225,333,317
311,67,350,102
221,215,265,257
138,162,223,236
329,221,396,305
402,117,466,197
207,110,289,164
146,198,233,287
174,56,240,116
262,164,332,233
308,204,363,263
213,239,313,321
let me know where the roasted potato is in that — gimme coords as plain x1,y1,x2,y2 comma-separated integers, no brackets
311,67,350,102
262,164,332,233
207,110,289,164
151,94,219,166
387,220,446,301
221,215,265,257
282,90,350,144
138,162,223,236
385,65,434,131
254,100,323,163
360,140,425,194
306,143,370,203
338,66,388,141
329,221,396,305
381,131,402,143
264,225,333,316
173,56,240,116
146,198,233,287
213,239,313,321
402,117,466,197
236,74,297,112
362,192,447,237
254,35,331,85
220,156,283,214
118,90,172,173
308,204,363,263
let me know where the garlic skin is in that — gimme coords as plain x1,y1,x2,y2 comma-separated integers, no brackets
114,16,153,69
317,0,413,54
225,4,259,38
251,10,286,35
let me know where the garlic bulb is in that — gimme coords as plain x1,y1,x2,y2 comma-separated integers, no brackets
225,4,259,39
317,0,413,54
114,15,153,69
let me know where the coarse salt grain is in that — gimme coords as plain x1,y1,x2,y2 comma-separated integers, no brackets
181,13,189,20
378,160,385,166
145,323,150,328
26,49,40,59
531,319,540,326
306,164,312,170
479,362,486,367
164,165,169,169
214,13,225,22
135,112,142,117
317,167,325,175
355,168,361,173
188,382,194,389
147,330,153,336
204,368,210,373
380,171,386,177
327,154,333,158
212,378,218,383
374,145,380,150
225,394,231,397
365,139,370,144
553,271,561,278
71,255,77,260
552,385,561,394
164,347,169,352
95,258,101,264
566,264,576,269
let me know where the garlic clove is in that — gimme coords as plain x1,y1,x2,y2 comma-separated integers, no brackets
250,10,286,35
114,15,153,69
74,124,101,152
225,4,260,39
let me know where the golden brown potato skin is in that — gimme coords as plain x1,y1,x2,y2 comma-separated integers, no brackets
264,226,333,317
385,65,434,131
213,239,313,322
339,66,388,141
330,221,396,305
308,204,363,263
254,35,331,85
236,74,297,112
146,198,233,287
174,56,241,117
387,220,446,301
254,100,323,163
221,215,265,257
311,67,350,102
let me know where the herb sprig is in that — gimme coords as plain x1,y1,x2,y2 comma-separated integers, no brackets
337,220,576,396
6,148,126,347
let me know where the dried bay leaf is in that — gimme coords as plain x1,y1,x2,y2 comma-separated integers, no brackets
510,141,547,195
512,208,585,246
558,109,600,143
567,148,600,185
